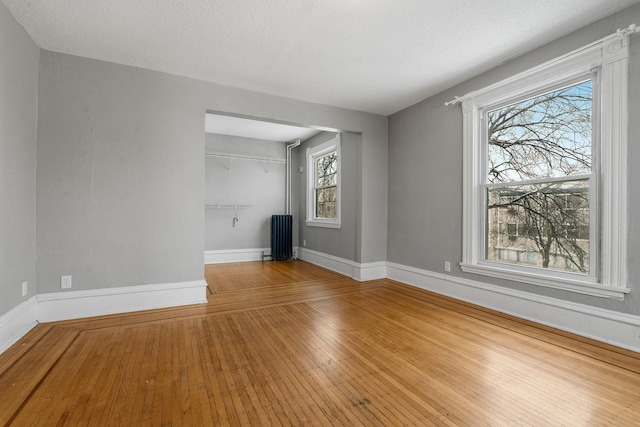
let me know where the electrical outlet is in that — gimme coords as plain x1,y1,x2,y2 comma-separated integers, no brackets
22,281,28,297
303,240,306,246
444,261,451,272
61,275,72,289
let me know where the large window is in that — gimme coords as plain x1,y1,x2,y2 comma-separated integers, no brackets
458,29,632,298
485,79,595,275
306,135,341,228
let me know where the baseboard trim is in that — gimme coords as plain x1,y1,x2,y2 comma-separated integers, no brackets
387,262,640,353
297,247,386,281
37,280,208,323
210,247,640,351
0,297,38,355
205,248,271,264
25,248,632,354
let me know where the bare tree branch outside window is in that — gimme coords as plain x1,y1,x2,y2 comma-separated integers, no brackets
485,80,593,273
315,152,337,218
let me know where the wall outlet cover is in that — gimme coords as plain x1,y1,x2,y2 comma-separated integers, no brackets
61,275,72,289
22,281,28,297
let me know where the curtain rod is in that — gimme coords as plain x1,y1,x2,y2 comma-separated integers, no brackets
444,23,638,106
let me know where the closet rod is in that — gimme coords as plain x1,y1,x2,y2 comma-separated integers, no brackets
205,204,255,208
205,152,286,164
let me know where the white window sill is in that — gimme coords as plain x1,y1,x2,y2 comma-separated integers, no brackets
305,220,341,229
459,262,629,299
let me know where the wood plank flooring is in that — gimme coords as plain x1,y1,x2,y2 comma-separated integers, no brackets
2,260,640,426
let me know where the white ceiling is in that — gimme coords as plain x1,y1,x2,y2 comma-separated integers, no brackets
205,113,321,142
3,0,639,116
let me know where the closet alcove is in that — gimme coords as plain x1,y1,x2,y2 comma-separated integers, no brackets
204,113,321,261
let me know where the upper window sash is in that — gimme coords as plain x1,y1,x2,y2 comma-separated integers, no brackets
457,27,633,299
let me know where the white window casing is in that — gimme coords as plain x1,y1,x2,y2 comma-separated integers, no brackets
456,26,636,299
306,135,341,228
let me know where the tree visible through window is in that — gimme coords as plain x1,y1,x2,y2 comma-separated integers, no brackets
314,152,337,219
484,80,593,273
460,30,631,297
306,135,341,228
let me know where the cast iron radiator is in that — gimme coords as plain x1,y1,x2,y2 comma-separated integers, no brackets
271,215,293,261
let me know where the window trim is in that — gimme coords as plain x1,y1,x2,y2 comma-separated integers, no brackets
306,135,341,229
459,30,631,299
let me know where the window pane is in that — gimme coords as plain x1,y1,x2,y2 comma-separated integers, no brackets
316,153,337,187
486,80,592,183
486,179,590,274
316,186,337,219
317,172,336,187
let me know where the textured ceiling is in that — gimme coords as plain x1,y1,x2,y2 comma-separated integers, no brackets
3,0,639,115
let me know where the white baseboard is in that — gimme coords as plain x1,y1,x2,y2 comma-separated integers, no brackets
387,262,640,353
0,297,38,355
3,255,639,356
1,279,208,355
205,248,271,264
37,280,208,323
207,248,640,351
297,247,386,281
355,261,388,281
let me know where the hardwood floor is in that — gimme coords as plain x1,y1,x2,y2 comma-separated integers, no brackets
2,260,640,426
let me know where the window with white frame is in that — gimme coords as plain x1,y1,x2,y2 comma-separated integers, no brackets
456,26,635,298
306,135,341,228
485,78,595,274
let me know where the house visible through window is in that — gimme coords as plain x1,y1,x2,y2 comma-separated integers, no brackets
306,135,341,228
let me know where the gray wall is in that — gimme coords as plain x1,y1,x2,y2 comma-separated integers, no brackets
387,3,640,314
36,50,388,294
294,132,361,261
205,133,286,250
0,4,39,316
37,53,206,293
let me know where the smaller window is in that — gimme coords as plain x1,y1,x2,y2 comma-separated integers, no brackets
306,135,341,228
